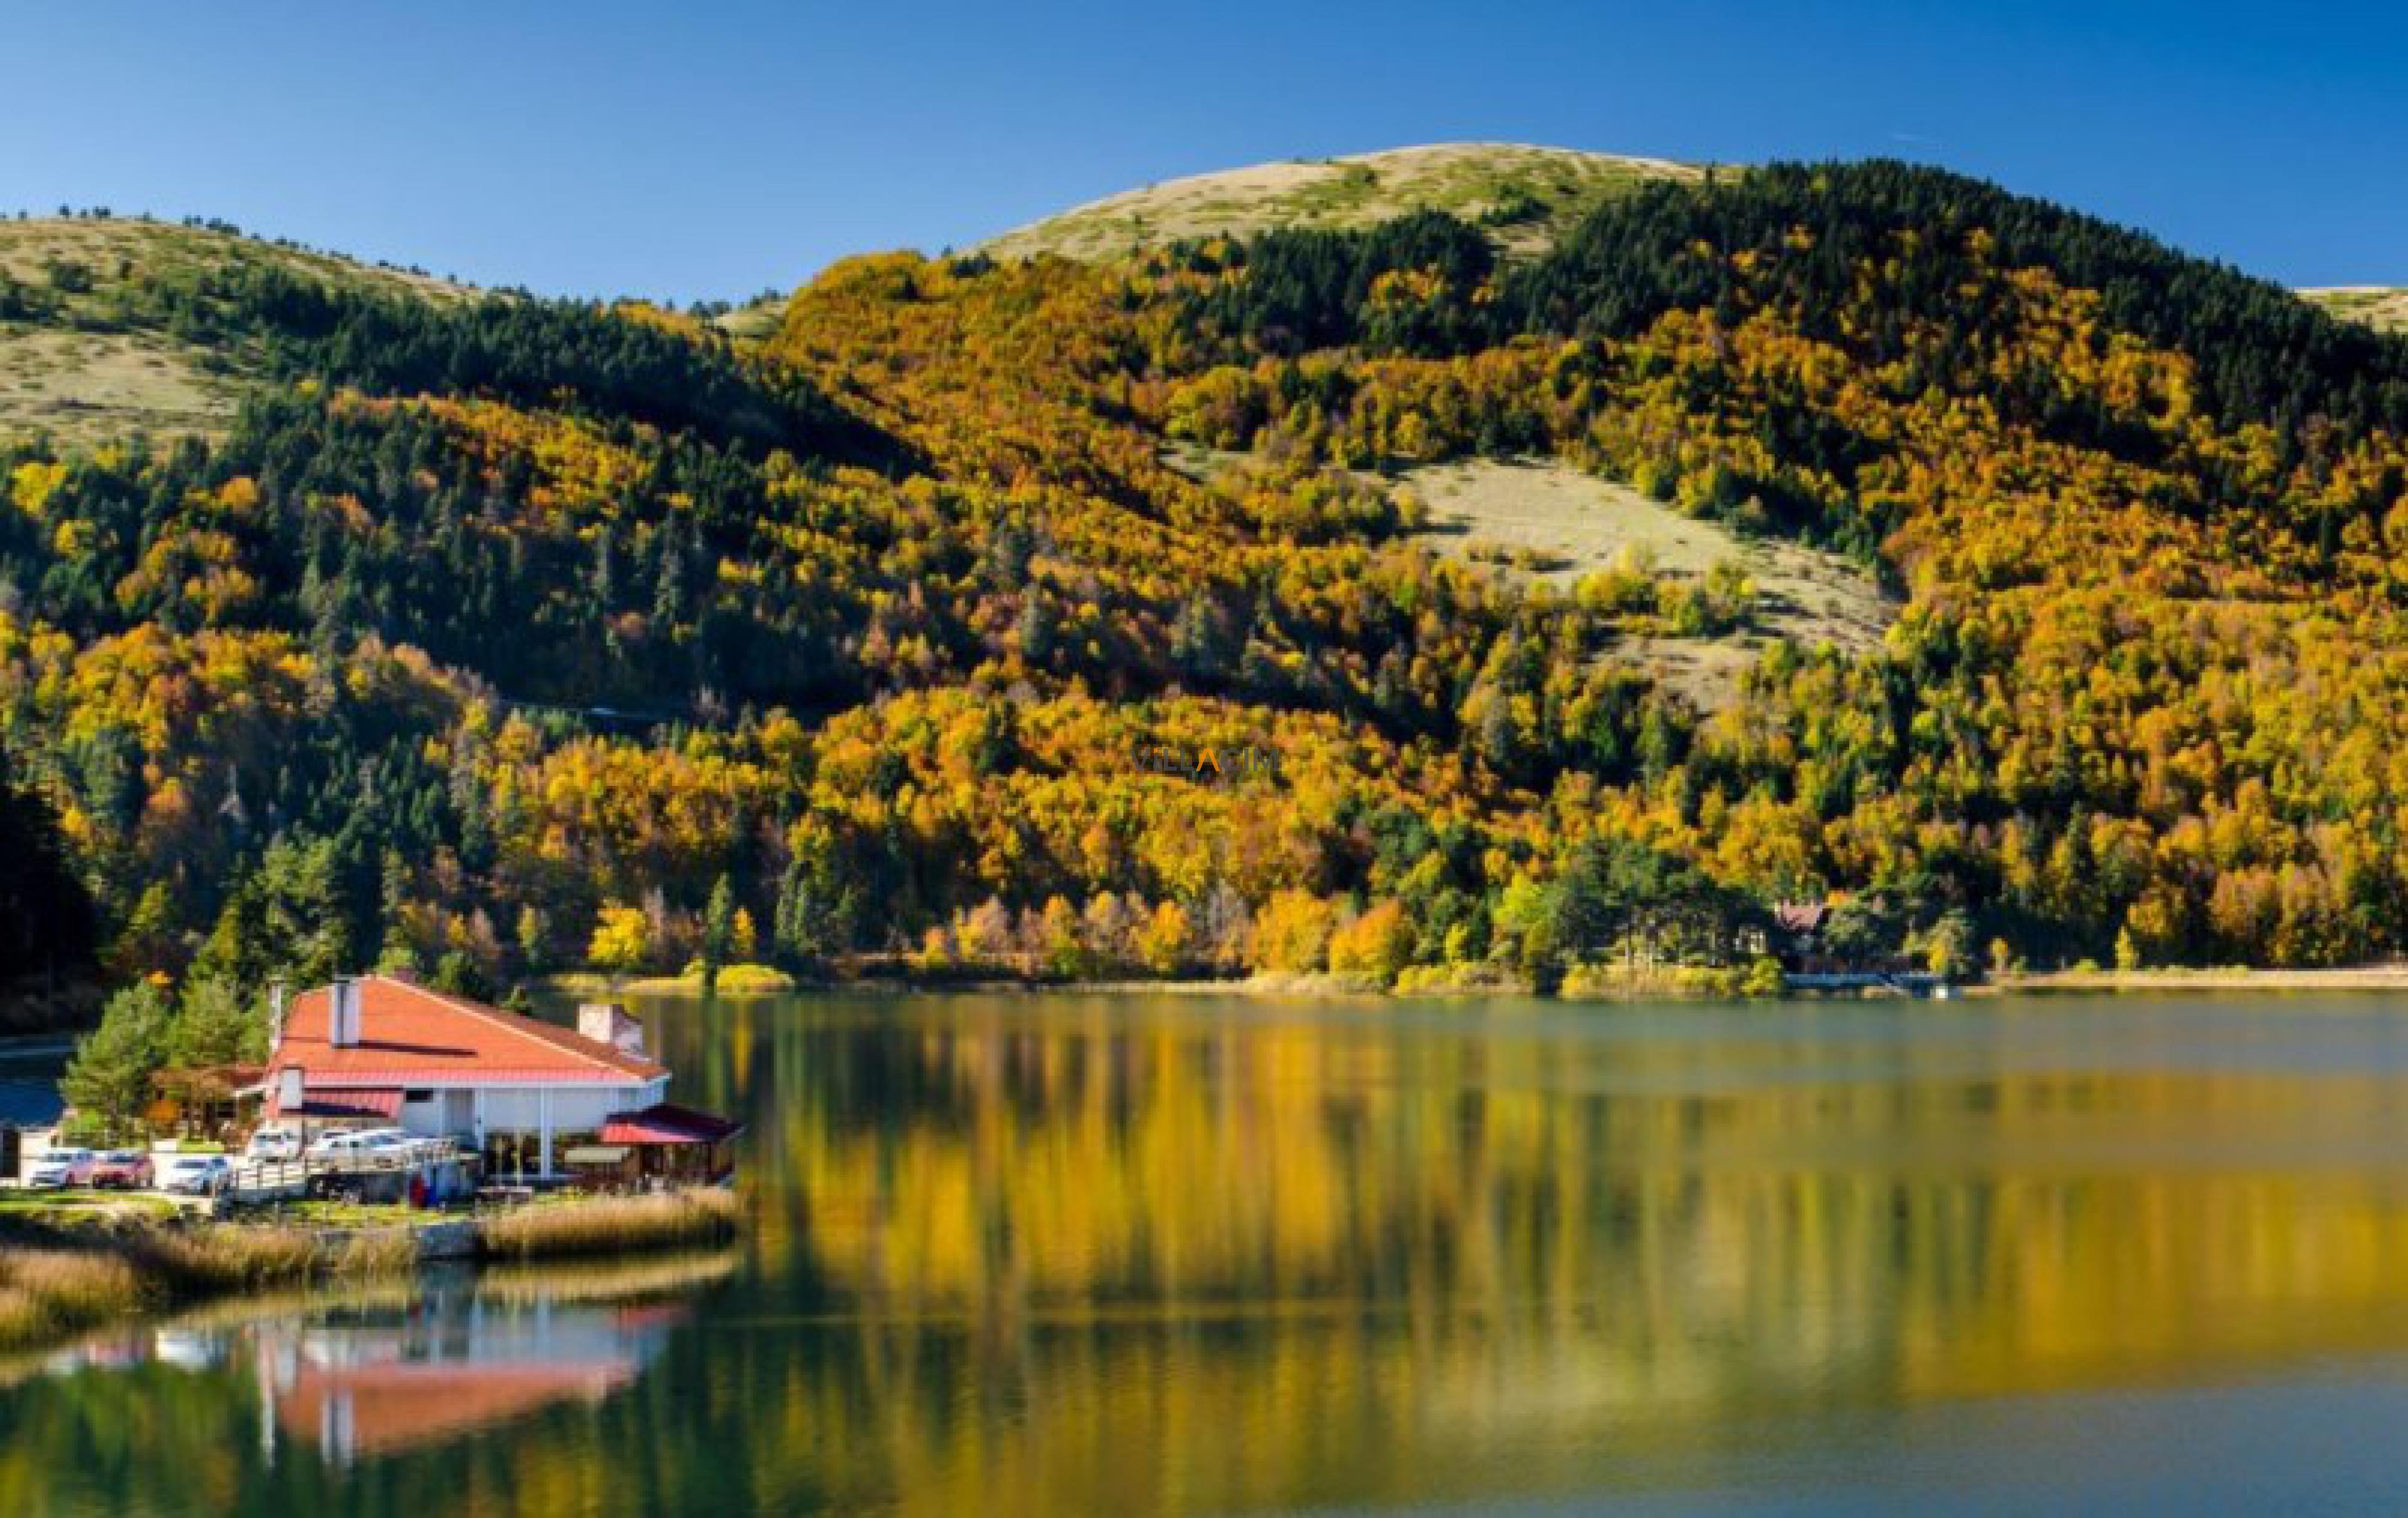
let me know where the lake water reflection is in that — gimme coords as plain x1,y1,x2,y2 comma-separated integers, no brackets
16,990,2408,1514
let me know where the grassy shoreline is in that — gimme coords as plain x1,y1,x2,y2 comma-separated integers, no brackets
0,1187,742,1354
542,965,800,997
1985,966,2408,995
544,962,2408,1003
556,972,1774,1000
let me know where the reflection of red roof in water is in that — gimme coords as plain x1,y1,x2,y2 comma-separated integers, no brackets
277,1361,637,1458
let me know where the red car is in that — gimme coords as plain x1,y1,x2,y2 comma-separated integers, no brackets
88,1150,154,1189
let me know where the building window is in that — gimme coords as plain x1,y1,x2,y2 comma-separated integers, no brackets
403,1089,434,1103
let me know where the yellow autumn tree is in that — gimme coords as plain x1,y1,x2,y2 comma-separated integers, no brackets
1328,900,1415,984
1038,896,1087,978
1254,890,1335,974
587,904,652,975
1137,900,1192,974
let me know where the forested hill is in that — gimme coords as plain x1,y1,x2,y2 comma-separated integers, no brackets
4,157,2407,1029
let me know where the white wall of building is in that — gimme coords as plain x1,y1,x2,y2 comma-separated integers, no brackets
467,1080,665,1138
308,1075,670,1175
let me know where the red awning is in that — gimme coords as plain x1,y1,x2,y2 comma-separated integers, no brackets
600,1103,744,1146
267,1088,404,1121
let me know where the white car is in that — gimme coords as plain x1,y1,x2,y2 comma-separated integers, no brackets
243,1126,300,1162
23,1147,95,1188
157,1154,235,1196
308,1127,420,1161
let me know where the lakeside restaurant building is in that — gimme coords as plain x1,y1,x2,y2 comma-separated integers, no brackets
259,975,739,1183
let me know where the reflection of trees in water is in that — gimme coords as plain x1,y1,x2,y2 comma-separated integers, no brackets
23,1002,2408,1515
660,997,2408,1518
607,995,2408,1515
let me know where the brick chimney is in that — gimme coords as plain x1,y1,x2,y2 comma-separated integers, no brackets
577,1002,646,1059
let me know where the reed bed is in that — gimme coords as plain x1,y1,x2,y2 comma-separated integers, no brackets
138,1224,320,1288
0,1246,150,1351
327,1228,421,1276
1,1186,744,1352
475,1188,742,1261
1,1217,387,1351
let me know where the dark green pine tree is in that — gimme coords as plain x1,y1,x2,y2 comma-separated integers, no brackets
0,746,99,995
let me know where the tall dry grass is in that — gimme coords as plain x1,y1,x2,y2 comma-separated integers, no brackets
139,1224,320,1288
0,1246,150,1351
1,1218,386,1352
3,1187,742,1354
475,1188,742,1261
328,1228,420,1276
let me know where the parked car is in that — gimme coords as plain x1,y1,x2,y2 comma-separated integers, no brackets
88,1150,154,1189
24,1147,97,1188
243,1126,300,1162
157,1154,234,1196
306,1129,367,1160
307,1127,419,1162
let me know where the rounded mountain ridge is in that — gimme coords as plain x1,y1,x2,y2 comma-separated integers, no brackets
979,142,1707,261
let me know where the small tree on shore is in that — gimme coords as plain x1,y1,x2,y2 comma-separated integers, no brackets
700,876,736,991
1138,900,1192,975
1254,889,1334,974
63,982,172,1140
588,903,652,979
1329,900,1415,984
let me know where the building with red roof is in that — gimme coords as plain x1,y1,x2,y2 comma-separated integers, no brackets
260,975,736,1180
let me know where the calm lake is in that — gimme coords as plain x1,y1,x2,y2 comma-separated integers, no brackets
15,990,2408,1514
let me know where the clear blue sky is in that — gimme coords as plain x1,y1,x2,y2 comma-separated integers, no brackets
6,1,2403,302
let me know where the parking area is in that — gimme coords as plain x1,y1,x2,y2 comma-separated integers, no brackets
11,1129,478,1209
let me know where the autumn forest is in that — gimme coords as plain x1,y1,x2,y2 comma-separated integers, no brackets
5,159,2407,1030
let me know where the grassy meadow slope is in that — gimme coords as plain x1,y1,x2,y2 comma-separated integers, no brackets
0,216,472,446
1390,459,1894,711
2305,287,2408,334
980,143,1704,262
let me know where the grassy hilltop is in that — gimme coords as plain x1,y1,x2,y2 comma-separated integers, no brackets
980,143,1704,262
0,216,472,447
2303,286,2408,334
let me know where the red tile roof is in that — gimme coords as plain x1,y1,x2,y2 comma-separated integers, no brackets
601,1102,744,1145
269,975,665,1086
266,1088,403,1121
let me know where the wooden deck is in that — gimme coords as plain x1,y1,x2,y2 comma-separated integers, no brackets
224,1138,470,1202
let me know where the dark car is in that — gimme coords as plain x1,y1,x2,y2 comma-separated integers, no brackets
88,1150,154,1189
